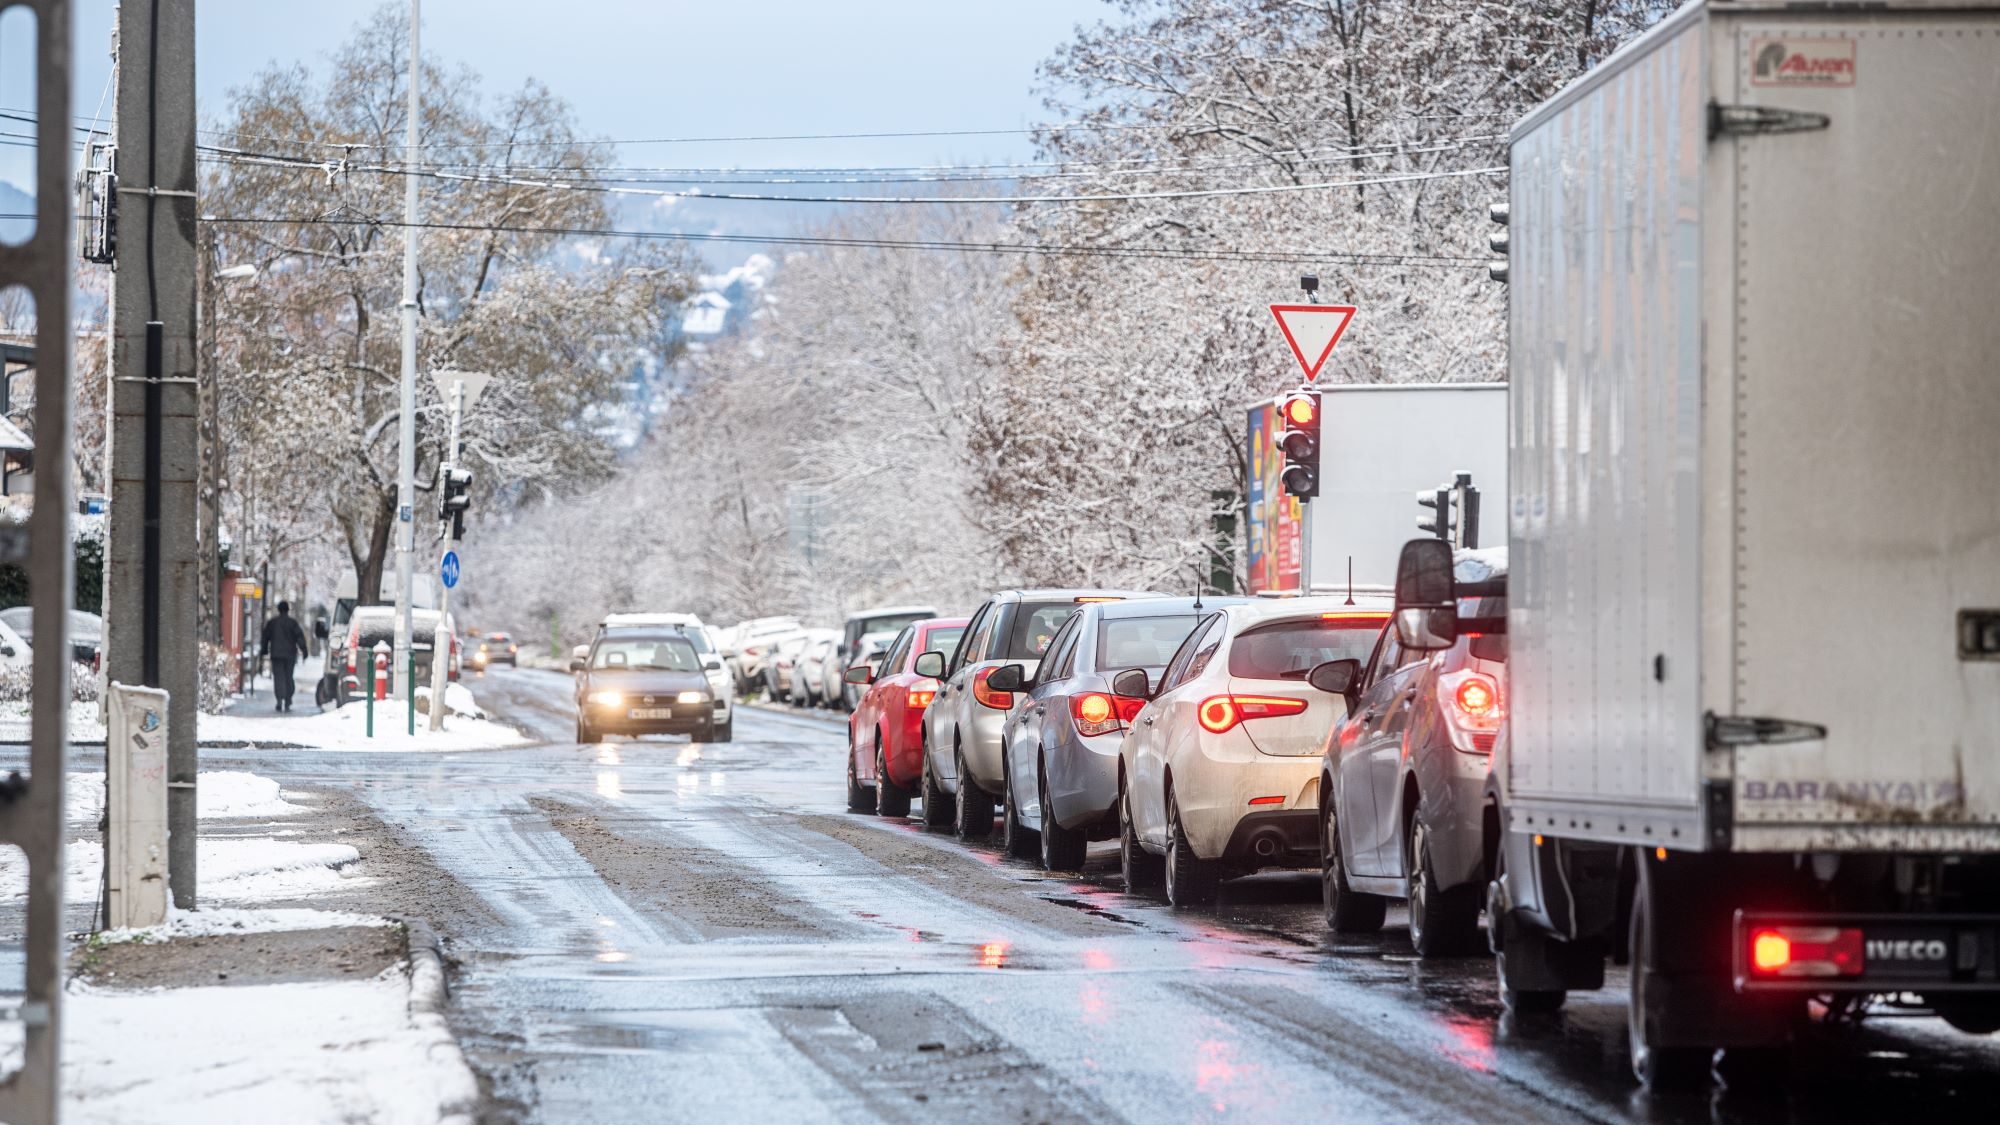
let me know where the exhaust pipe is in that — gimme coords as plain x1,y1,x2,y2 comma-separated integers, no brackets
1250,831,1284,859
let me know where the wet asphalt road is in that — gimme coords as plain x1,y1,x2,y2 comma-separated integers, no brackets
187,667,2000,1122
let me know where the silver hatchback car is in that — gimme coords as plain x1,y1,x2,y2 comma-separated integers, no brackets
916,588,1157,839
994,597,1249,870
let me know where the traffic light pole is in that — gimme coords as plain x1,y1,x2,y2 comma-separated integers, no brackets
428,377,463,732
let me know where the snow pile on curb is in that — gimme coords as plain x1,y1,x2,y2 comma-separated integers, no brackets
68,770,306,824
58,971,479,1125
0,838,362,906
0,699,106,743
100,905,391,944
200,696,526,752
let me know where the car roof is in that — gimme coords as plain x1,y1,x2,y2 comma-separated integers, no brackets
988,588,1161,604
843,604,938,621
917,616,970,630
602,612,702,627
1220,594,1395,629
1092,595,1252,620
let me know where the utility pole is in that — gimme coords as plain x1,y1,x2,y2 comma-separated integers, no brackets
2,3,76,1118
106,0,200,910
393,0,423,704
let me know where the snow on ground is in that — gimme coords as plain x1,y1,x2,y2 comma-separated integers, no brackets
68,769,306,824
56,971,477,1125
0,699,105,743
200,696,526,752
100,905,390,943
0,837,362,907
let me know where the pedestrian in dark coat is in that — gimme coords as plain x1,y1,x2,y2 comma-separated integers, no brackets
262,601,310,712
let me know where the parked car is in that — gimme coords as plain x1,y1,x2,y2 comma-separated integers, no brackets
337,607,459,705
917,589,1156,839
794,635,838,707
0,606,103,665
571,630,718,744
833,605,939,710
470,631,518,670
844,617,970,815
0,616,28,670
596,613,733,741
1318,549,1506,955
765,628,835,703
994,597,1249,869
826,629,896,709
1116,597,1390,908
727,616,805,693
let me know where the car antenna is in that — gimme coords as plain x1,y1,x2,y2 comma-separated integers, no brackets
1192,568,1204,612
1345,556,1356,606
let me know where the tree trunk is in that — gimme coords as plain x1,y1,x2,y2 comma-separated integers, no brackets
355,489,397,606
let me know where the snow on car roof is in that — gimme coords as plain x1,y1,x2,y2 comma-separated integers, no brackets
602,612,703,627
1222,593,1395,627
842,605,938,621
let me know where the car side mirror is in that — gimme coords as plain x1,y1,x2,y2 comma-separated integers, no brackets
913,651,946,679
1308,658,1363,710
704,659,722,671
984,663,1027,694
313,619,329,640
1110,667,1152,700
844,664,874,685
1394,537,1459,651
568,658,585,673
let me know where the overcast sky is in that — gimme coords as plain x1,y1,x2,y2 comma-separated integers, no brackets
65,0,1104,170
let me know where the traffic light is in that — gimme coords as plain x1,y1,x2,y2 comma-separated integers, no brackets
1417,486,1452,540
439,465,472,540
1487,201,1510,284
1278,390,1321,499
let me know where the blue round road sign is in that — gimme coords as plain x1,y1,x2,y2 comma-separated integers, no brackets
440,550,461,589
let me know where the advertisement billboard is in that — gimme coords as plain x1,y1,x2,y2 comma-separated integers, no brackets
1244,401,1301,595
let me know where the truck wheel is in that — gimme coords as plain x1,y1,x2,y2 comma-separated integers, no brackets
921,737,953,829
845,748,872,813
1630,888,1712,1087
1164,792,1218,910
1322,800,1386,933
1120,775,1163,894
1038,763,1088,872
1000,757,1036,858
874,740,912,819
953,746,994,840
1409,816,1483,957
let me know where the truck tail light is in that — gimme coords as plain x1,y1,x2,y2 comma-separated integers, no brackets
1197,695,1308,734
972,667,1013,710
1437,670,1504,752
1747,926,1864,978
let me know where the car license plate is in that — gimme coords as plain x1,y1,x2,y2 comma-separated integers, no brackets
630,708,674,720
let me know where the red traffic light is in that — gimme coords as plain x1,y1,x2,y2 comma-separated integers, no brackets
1283,393,1318,427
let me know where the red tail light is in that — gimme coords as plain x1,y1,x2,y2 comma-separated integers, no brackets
1071,692,1145,737
1437,670,1503,752
972,667,1013,710
1747,926,1864,978
908,677,940,710
1197,695,1308,734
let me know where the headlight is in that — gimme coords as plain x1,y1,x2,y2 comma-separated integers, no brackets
587,690,624,707
676,690,707,705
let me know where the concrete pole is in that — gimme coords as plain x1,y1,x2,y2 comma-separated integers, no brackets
393,0,422,698
107,0,200,911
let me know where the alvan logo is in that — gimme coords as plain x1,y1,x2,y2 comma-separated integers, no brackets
1752,38,1857,87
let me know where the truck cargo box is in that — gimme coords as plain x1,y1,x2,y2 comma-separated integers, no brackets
1504,0,2000,852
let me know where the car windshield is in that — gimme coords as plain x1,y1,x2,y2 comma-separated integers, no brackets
594,637,700,672
1097,614,1199,671
1005,602,1076,659
1229,617,1387,680
921,625,965,664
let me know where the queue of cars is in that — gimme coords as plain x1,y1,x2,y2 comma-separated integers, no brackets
835,554,1510,950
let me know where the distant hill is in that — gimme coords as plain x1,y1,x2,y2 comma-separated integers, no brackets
0,181,33,246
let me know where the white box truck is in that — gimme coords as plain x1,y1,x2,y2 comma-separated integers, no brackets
1246,384,1506,594
1458,0,2000,1086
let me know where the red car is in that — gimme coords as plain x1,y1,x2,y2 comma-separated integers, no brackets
845,617,969,817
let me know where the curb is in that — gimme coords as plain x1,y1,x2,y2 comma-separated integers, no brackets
398,916,477,1125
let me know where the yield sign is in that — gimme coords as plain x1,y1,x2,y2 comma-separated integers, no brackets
430,369,494,412
1268,304,1357,382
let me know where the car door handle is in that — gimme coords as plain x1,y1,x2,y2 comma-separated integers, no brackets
1142,716,1155,726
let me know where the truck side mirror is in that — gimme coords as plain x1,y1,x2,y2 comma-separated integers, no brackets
984,663,1027,694
1394,537,1459,651
1111,667,1152,700
913,651,946,679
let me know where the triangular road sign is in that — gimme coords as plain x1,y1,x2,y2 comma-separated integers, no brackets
430,370,494,412
1269,304,1357,382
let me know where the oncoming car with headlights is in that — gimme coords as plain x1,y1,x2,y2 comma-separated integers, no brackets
572,632,720,744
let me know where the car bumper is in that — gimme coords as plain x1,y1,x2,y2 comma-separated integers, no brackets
585,702,715,735
1174,750,1322,862
883,705,928,788
1045,729,1124,831
957,705,1011,792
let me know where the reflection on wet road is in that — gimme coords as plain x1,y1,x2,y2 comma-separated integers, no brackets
207,667,2000,1123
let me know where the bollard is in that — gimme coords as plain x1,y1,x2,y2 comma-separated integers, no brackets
408,654,417,736
370,641,391,741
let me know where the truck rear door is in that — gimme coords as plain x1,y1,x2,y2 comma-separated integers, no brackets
1724,10,2000,848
